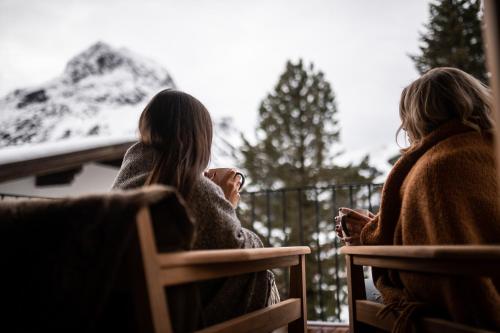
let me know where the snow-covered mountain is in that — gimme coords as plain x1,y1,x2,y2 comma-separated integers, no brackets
0,42,176,145
0,41,237,165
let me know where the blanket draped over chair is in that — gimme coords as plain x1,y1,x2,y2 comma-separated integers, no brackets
0,185,197,333
360,121,500,331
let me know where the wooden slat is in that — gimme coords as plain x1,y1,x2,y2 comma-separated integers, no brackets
353,256,500,276
196,298,301,333
160,255,299,286
356,300,395,331
340,245,500,259
346,255,372,333
356,300,496,333
0,141,134,182
289,254,307,333
158,246,311,267
136,207,173,333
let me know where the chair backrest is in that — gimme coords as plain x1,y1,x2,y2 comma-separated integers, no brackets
341,245,500,333
134,206,311,333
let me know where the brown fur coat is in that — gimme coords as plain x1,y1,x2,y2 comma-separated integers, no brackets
360,120,500,330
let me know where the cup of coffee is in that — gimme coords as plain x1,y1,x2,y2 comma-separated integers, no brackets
338,210,351,237
337,208,370,245
205,168,245,190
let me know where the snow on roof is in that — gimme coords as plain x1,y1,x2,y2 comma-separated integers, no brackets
0,134,136,165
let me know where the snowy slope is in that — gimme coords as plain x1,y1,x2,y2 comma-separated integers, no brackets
0,42,237,166
0,42,175,145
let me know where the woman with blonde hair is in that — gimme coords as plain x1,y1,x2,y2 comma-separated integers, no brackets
336,67,499,331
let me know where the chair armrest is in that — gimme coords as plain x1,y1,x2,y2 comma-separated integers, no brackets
340,245,500,259
341,245,500,276
158,246,311,268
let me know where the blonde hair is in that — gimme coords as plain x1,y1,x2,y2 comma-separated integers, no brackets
398,67,493,146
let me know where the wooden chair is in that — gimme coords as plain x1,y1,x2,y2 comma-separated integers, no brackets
133,206,311,333
341,3,500,333
341,245,500,333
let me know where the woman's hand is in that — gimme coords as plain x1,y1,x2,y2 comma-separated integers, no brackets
335,208,374,245
205,169,242,208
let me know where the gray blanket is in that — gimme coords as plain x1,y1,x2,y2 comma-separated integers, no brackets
112,142,278,327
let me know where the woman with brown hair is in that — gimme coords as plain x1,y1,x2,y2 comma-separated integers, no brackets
112,89,278,329
336,67,500,330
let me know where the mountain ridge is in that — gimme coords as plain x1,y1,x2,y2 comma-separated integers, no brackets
0,41,176,146
0,41,238,166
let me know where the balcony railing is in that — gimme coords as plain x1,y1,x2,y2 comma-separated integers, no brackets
237,183,383,322
0,182,383,323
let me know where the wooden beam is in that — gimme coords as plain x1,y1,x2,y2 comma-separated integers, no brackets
157,246,311,267
340,245,500,259
159,255,300,286
483,0,500,203
0,141,134,183
136,207,173,333
35,167,83,186
96,158,124,168
196,298,301,333
352,256,500,276
346,254,372,333
355,300,395,331
289,254,307,333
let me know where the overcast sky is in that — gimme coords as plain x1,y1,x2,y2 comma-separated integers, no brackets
0,0,430,155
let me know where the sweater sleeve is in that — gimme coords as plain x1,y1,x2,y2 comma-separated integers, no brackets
111,142,153,190
189,177,264,250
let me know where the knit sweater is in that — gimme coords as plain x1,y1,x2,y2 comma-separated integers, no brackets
112,142,278,328
360,120,500,331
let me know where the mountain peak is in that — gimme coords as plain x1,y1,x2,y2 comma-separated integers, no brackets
89,40,111,51
0,41,237,165
0,41,176,146
64,41,157,84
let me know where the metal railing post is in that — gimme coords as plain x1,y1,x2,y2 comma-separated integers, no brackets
282,189,289,297
297,189,304,245
250,192,256,233
266,190,272,246
331,186,341,321
314,189,325,321
368,184,373,212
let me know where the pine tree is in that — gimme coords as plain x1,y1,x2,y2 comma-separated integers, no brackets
240,60,378,189
237,60,380,321
411,0,487,82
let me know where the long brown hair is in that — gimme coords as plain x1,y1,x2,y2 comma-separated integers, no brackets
139,89,213,198
397,67,494,147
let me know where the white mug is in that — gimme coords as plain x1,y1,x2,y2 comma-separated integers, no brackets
205,168,245,190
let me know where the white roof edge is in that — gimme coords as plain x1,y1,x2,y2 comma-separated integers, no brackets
0,135,137,165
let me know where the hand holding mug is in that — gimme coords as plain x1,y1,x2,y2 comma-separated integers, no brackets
335,208,374,245
204,168,245,208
